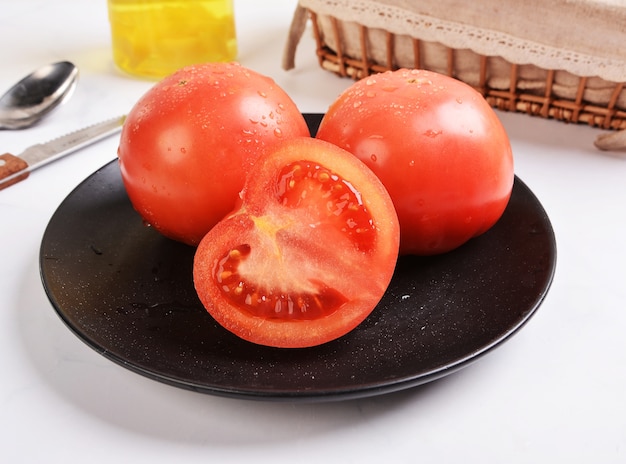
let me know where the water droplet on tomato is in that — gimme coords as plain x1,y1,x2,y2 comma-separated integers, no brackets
408,160,415,167
274,128,283,138
370,154,377,162
180,147,187,154
258,91,268,98
424,129,442,138
353,101,362,108
366,91,376,98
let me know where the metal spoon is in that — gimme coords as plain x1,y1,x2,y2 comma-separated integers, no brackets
0,61,79,130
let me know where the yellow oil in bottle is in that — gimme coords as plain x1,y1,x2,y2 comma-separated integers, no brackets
107,0,237,79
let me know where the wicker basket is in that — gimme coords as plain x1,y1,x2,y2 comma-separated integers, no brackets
284,1,626,150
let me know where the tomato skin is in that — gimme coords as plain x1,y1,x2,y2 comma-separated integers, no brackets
118,62,310,246
193,137,399,348
316,69,514,255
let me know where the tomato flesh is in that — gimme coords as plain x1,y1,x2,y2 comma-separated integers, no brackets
214,243,349,320
193,137,400,348
277,161,377,253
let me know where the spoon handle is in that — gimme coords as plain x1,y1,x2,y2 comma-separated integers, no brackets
0,153,29,190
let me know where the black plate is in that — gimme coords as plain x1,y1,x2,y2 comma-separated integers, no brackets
40,114,556,402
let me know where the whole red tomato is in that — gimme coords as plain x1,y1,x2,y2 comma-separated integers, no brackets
316,69,514,255
118,62,310,246
193,137,400,348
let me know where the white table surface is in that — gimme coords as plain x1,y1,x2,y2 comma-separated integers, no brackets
2,1,625,462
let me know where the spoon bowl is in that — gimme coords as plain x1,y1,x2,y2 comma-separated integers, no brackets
0,61,79,130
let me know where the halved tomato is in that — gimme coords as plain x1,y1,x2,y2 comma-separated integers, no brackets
193,137,400,348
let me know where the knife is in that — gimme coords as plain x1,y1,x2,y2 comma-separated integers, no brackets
0,115,126,190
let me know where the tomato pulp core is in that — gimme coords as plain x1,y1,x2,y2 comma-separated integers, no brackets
213,244,349,320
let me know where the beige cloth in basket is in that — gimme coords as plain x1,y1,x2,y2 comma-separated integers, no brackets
284,0,626,150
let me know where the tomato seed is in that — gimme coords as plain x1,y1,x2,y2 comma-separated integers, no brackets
228,248,243,259
317,171,330,182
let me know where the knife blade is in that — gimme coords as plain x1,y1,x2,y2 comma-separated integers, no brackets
0,115,126,190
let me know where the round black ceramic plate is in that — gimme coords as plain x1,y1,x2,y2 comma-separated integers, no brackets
40,114,556,402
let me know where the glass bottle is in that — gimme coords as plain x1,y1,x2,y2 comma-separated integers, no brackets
107,0,237,79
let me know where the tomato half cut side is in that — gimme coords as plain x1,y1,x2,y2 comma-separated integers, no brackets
193,137,400,348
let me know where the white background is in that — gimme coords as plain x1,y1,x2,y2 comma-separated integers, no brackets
1,1,625,462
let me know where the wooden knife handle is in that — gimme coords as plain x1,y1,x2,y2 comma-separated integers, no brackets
0,153,29,190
